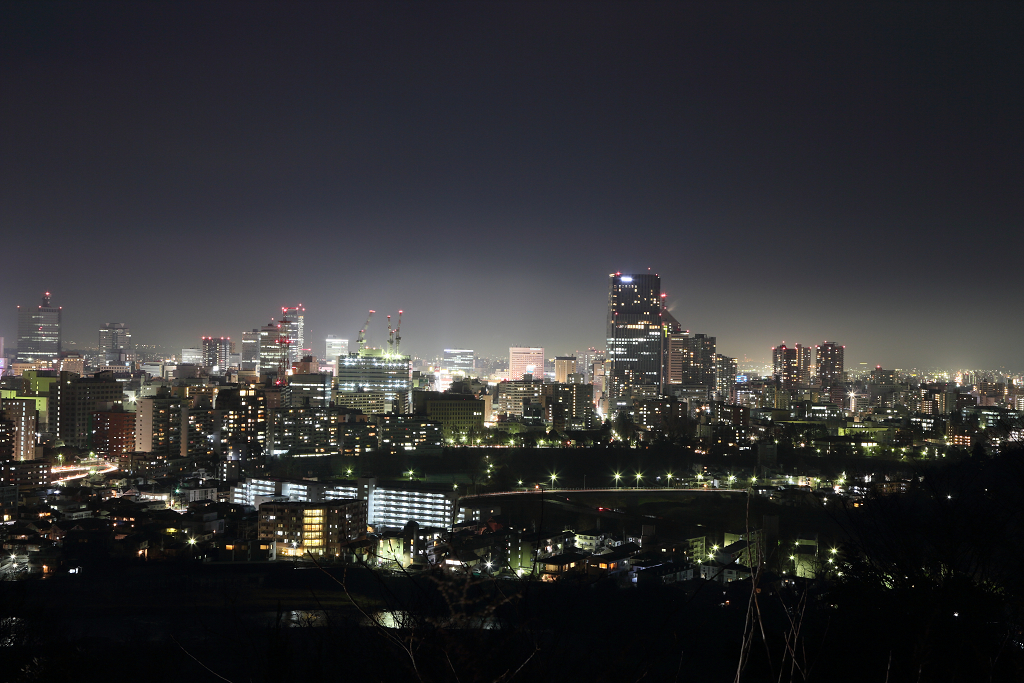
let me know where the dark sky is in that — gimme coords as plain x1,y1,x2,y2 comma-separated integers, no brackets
2,2,1022,371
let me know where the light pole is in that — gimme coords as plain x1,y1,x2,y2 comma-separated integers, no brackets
635,472,642,489
550,473,558,488
613,472,622,488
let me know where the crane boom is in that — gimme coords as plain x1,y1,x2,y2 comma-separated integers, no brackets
393,310,403,356
357,310,375,352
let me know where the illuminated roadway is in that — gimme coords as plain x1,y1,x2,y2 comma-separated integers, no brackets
462,487,747,498
51,460,119,483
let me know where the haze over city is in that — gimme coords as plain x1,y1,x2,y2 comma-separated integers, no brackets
2,2,1022,370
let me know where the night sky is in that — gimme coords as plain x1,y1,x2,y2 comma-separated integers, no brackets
2,2,1022,370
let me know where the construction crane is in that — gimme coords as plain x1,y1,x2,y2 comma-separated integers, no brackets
385,315,393,355
393,310,403,357
356,310,375,352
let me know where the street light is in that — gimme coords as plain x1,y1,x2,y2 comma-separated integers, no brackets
635,472,642,488
613,472,622,488
550,473,558,487
666,473,673,487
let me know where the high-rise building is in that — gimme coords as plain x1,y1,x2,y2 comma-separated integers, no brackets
606,272,662,401
816,342,845,387
554,357,577,384
98,323,131,355
772,344,800,390
715,354,738,400
16,292,62,364
282,305,306,362
442,349,475,377
259,321,291,377
796,344,812,386
241,329,260,371
509,347,545,381
201,336,232,370
336,349,412,413
0,398,37,461
326,336,349,366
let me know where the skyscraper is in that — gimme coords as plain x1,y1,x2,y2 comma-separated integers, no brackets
554,356,577,383
606,272,662,400
816,341,845,387
282,305,306,363
442,349,475,377
16,292,62,364
201,336,232,370
326,335,349,365
772,344,799,389
98,323,131,355
509,347,544,381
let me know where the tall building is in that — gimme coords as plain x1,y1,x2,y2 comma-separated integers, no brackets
796,344,812,386
201,336,232,370
715,354,738,400
606,272,662,401
241,329,260,371
772,344,802,390
554,356,577,384
326,335,348,365
98,323,131,354
281,305,306,362
16,292,62,364
442,349,475,377
816,341,845,387
259,321,291,377
509,347,544,381
0,399,37,461
336,349,412,413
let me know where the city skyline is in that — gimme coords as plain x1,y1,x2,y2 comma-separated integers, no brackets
2,3,1022,370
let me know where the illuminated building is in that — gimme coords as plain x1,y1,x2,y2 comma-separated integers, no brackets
509,347,544,381
413,392,486,436
376,415,443,452
333,390,387,415
91,407,135,457
554,357,577,384
442,348,475,377
241,329,260,371
495,377,544,418
180,347,203,365
715,354,738,400
542,382,595,431
98,323,131,356
201,336,232,370
0,459,50,488
234,476,459,531
285,373,332,407
325,335,348,366
134,389,183,457
258,320,290,378
606,273,662,402
816,341,845,387
218,384,267,459
281,305,306,360
0,398,37,460
16,292,61,365
52,372,124,449
258,499,366,558
772,344,799,390
335,349,412,413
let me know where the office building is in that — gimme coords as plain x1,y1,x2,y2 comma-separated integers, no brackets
336,349,412,413
201,336,232,370
606,272,662,401
241,329,260,371
442,349,475,377
543,382,595,431
509,347,544,381
554,357,577,384
51,372,125,449
816,342,845,387
281,305,306,363
91,407,136,456
258,320,291,377
16,292,62,364
98,323,132,355
325,335,348,365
